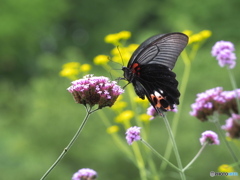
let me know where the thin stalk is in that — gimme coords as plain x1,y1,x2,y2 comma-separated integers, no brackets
183,142,207,172
40,106,93,180
131,142,148,180
97,110,134,162
141,139,180,172
162,115,186,180
160,50,191,171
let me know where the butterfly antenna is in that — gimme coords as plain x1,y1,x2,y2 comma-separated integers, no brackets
108,54,124,69
116,46,125,67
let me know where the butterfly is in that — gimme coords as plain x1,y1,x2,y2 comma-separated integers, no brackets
122,32,188,114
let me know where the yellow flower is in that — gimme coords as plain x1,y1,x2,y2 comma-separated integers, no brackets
118,31,131,40
80,64,91,72
218,164,235,173
199,30,212,39
63,62,80,69
115,110,134,123
127,44,139,52
139,114,151,122
182,30,193,37
104,31,132,45
106,125,119,134
60,62,80,78
59,68,79,77
93,55,109,65
134,96,149,108
189,34,202,44
111,101,127,111
104,33,120,45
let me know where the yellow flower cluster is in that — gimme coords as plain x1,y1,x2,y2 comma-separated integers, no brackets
104,31,131,45
182,30,212,45
115,110,134,123
60,62,91,80
111,95,127,112
93,55,109,65
93,31,139,66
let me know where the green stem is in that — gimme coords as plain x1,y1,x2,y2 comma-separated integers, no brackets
183,142,207,172
125,86,149,180
131,142,148,180
160,50,191,171
162,115,186,180
227,68,240,114
40,106,93,180
214,120,240,169
97,110,135,162
141,139,180,172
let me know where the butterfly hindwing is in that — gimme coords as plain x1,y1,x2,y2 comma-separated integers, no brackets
131,64,179,111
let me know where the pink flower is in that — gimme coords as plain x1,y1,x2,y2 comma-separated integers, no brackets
126,126,141,145
199,130,220,145
72,168,97,180
67,75,124,108
211,41,236,69
222,113,240,139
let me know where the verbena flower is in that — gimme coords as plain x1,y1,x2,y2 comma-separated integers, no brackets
126,126,141,145
190,87,240,121
211,41,236,69
220,90,240,114
221,113,240,139
190,87,224,121
199,130,220,145
67,75,124,108
72,168,97,180
147,106,158,120
147,105,178,120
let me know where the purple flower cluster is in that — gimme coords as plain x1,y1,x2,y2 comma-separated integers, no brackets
147,105,178,120
199,130,220,145
125,126,141,145
72,168,97,180
67,75,124,108
190,87,240,121
222,113,240,139
211,41,236,69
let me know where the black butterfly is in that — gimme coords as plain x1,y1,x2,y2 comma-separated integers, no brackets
122,32,188,113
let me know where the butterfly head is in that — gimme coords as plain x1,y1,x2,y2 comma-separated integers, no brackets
122,66,133,82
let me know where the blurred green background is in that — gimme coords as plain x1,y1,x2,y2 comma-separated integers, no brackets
1,0,240,179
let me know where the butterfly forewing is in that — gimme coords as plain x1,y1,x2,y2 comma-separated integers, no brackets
128,33,188,70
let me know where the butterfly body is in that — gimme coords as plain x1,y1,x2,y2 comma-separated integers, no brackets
122,32,188,112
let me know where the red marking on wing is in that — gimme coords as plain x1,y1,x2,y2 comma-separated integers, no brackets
131,63,141,75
